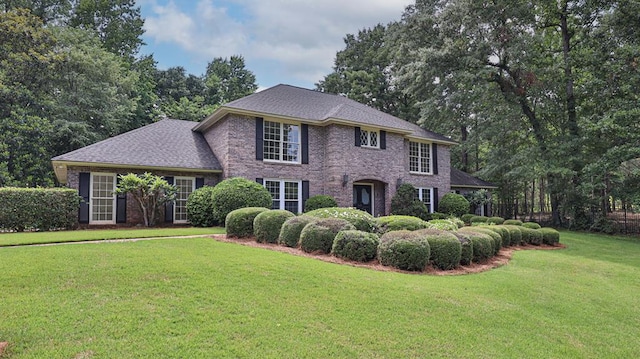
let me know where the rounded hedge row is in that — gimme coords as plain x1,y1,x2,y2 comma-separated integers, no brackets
487,216,505,225
539,227,561,245
425,219,459,231
278,215,317,247
186,186,216,227
304,195,337,212
451,232,474,265
375,215,428,234
470,216,488,223
415,229,461,270
464,232,494,263
522,222,542,229
212,178,272,224
378,230,431,271
518,227,542,245
460,227,501,255
461,214,475,225
253,210,296,243
299,218,355,254
484,225,511,247
331,230,380,262
305,207,375,232
225,207,270,238
503,225,523,246
503,219,523,226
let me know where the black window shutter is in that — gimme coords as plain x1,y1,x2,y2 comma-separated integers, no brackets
433,188,439,213
256,117,264,160
302,180,309,212
116,175,127,224
432,144,438,174
256,178,263,185
165,176,174,223
354,127,361,147
380,130,386,149
301,124,309,164
195,177,204,189
78,172,90,224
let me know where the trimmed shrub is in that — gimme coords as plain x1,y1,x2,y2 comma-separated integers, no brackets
306,207,375,232
470,215,488,224
449,217,465,228
299,218,355,254
451,232,473,265
503,225,523,246
415,229,461,270
211,178,272,224
503,219,523,226
527,227,543,245
253,210,296,243
461,214,475,225
0,187,80,231
465,232,494,262
304,195,337,212
186,186,216,227
332,230,380,262
522,221,541,229
425,219,459,231
539,227,561,245
390,183,429,220
487,216,505,225
278,215,317,247
375,215,428,234
460,227,501,255
438,193,470,217
378,230,431,271
225,207,269,238
429,212,449,220
485,225,511,247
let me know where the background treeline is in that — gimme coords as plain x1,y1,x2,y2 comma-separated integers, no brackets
317,0,640,230
0,0,257,187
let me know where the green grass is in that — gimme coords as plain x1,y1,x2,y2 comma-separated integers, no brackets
0,227,225,247
1,232,639,358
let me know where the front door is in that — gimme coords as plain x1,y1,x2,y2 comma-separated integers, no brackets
353,184,373,215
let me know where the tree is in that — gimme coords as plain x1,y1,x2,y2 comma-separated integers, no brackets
204,55,258,105
115,173,176,227
390,183,429,220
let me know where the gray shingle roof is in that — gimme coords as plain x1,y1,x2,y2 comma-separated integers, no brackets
52,119,221,171
205,84,454,143
450,168,497,189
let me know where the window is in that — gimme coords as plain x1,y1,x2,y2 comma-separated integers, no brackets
90,173,116,224
409,141,432,174
174,177,195,223
415,187,433,213
264,179,301,213
360,128,379,148
263,120,300,163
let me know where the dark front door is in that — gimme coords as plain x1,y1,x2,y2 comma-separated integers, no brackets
353,184,373,215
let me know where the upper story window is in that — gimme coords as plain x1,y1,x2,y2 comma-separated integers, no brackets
360,128,379,148
409,141,432,174
264,120,300,163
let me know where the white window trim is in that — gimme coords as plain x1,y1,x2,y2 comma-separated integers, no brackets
89,172,116,225
416,187,434,213
409,141,433,175
360,128,380,149
264,179,302,213
353,182,375,215
173,176,196,224
263,120,301,164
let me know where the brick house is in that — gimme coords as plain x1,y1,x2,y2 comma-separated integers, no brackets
51,84,485,226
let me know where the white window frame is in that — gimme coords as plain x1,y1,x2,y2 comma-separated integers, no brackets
263,179,302,213
360,128,380,149
173,176,196,224
409,141,432,174
416,187,434,213
89,172,116,224
263,120,301,164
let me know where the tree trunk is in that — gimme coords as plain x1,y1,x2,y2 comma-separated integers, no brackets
460,125,468,172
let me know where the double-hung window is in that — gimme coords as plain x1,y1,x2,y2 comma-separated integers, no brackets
90,173,116,224
409,141,432,174
263,120,300,163
264,179,301,213
415,187,434,213
174,177,195,223
360,128,379,148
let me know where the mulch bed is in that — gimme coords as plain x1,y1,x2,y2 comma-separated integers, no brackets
210,234,565,276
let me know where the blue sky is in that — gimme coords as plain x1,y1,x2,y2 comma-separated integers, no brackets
137,0,410,90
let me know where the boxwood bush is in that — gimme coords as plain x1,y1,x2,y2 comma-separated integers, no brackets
487,216,505,225
467,232,494,263
211,178,272,224
518,227,542,245
186,186,216,227
225,207,269,238
331,230,380,262
415,229,461,270
375,215,427,234
503,225,523,246
378,230,431,271
0,187,80,231
304,195,337,212
461,214,475,225
470,215,488,224
305,207,375,232
438,193,470,217
299,218,355,254
503,219,523,226
460,227,501,255
278,215,317,247
390,183,429,220
253,210,296,243
425,219,459,231
484,225,511,247
539,227,561,245
522,221,542,229
451,232,473,265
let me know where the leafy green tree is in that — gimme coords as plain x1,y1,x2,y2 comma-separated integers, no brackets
390,183,429,220
204,55,258,105
115,173,176,227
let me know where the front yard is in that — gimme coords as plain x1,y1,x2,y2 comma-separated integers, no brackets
0,231,639,358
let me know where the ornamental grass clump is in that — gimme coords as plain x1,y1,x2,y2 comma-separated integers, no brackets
539,227,561,245
305,207,375,232
278,215,317,247
503,225,523,246
299,218,355,254
451,232,473,265
331,230,380,262
253,210,296,244
225,207,270,238
378,230,431,271
375,215,428,234
415,229,461,270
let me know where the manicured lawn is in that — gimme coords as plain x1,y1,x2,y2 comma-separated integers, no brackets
0,227,225,247
1,232,639,358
